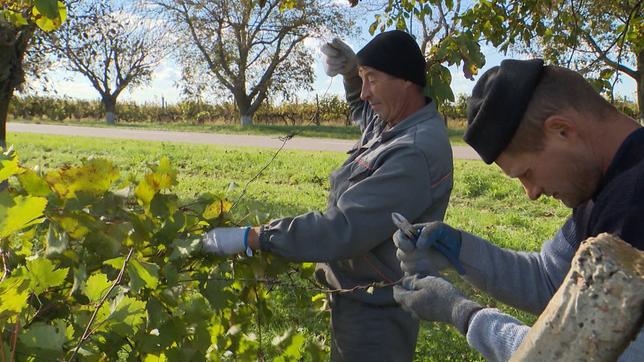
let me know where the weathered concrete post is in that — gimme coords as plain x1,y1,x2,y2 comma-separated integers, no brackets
510,233,644,361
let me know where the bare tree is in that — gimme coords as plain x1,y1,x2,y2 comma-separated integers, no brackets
46,0,168,124
154,0,355,126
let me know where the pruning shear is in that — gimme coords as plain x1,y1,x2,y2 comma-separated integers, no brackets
391,212,419,242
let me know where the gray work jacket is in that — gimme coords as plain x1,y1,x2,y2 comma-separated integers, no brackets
259,74,453,305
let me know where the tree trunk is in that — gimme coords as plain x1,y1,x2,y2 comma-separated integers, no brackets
233,90,254,127
0,83,12,150
0,23,34,148
102,95,117,125
510,233,644,361
240,114,253,126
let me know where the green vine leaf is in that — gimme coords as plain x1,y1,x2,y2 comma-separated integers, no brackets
0,148,24,183
83,273,112,302
26,257,69,295
18,320,67,356
0,192,47,239
127,259,160,293
0,276,31,316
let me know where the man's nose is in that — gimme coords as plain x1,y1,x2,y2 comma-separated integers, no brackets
360,83,371,100
521,179,542,200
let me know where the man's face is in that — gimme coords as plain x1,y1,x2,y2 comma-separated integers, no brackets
495,132,602,208
358,66,409,124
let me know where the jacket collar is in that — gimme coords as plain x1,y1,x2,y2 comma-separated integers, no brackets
594,127,644,199
379,100,440,142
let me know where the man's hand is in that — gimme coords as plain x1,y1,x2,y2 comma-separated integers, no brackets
320,38,357,77
201,227,250,256
394,221,464,275
394,275,482,335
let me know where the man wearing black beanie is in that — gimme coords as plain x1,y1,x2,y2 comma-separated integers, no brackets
392,59,644,361
310,30,452,361
199,30,453,361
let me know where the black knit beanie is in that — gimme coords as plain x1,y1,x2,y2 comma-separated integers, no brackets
356,30,426,87
464,59,545,164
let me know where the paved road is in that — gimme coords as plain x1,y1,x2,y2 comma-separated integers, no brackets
8,122,481,160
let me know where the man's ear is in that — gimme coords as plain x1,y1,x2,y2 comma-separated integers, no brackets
543,115,577,142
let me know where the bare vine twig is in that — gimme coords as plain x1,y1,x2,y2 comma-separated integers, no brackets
68,248,135,362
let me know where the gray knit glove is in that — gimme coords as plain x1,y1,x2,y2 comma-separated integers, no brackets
394,275,482,335
320,38,357,77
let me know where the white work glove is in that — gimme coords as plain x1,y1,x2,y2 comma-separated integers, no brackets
320,38,357,77
201,227,251,256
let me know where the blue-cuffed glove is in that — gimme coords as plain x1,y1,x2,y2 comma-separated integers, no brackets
394,228,450,276
417,222,464,274
394,275,482,335
394,221,465,275
201,227,252,256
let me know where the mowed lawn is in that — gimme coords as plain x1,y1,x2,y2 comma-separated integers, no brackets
8,133,569,361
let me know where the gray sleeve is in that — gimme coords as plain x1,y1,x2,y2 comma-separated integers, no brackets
466,311,644,362
342,73,374,131
261,147,435,261
466,308,529,362
458,222,576,314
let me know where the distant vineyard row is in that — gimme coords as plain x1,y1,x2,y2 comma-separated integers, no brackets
8,95,356,126
9,95,637,126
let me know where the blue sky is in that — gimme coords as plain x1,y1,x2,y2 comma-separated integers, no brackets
43,5,638,106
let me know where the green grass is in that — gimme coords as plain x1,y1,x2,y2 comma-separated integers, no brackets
7,132,568,361
11,118,467,145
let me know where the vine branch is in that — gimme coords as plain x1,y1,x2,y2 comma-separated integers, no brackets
68,248,134,362
0,246,9,283
177,275,404,295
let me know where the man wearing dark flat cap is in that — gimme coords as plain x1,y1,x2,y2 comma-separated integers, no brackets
392,59,644,361
199,30,453,361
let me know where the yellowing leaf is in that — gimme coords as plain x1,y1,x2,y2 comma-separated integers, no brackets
146,157,177,191
202,199,232,219
46,158,119,199
51,213,94,239
0,152,24,183
32,1,67,32
0,192,47,239
144,354,167,362
18,169,51,197
26,258,69,294
135,178,156,206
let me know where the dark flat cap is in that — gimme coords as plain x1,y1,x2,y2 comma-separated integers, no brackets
464,59,545,164
356,30,426,87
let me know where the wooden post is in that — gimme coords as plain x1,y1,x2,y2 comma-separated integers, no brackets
510,233,644,361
